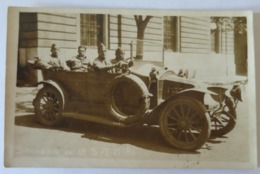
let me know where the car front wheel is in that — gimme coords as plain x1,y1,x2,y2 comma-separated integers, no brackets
159,97,211,151
210,111,236,136
210,96,237,136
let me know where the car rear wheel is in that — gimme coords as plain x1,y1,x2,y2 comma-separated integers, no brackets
33,86,63,126
159,97,211,151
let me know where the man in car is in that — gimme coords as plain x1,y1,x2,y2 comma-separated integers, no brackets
66,45,92,72
93,43,119,73
34,43,69,71
111,47,125,64
111,47,133,73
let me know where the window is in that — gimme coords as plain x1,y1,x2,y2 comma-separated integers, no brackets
210,29,217,53
210,17,235,54
163,16,177,51
80,14,104,46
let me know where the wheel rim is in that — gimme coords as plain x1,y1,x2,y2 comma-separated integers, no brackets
39,91,61,121
160,99,209,149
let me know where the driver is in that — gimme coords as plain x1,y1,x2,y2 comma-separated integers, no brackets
111,47,133,73
93,43,119,73
111,47,125,64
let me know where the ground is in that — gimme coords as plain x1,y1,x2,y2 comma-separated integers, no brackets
7,86,252,168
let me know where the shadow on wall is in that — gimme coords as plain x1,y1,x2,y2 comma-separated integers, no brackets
17,65,38,87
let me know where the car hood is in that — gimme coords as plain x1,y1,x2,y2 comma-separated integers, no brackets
162,75,202,88
161,74,247,89
131,64,247,88
195,76,247,86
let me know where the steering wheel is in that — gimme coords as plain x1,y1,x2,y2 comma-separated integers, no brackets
120,61,129,73
115,60,133,73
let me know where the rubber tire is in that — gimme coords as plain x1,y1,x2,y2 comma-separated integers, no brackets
225,96,237,119
159,97,211,151
105,74,150,124
210,111,236,136
34,86,63,126
210,96,237,136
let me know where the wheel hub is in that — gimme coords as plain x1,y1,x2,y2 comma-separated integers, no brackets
178,118,191,130
44,101,54,112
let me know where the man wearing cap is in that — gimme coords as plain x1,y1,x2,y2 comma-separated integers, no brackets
34,43,69,71
93,43,119,73
111,47,125,64
66,45,91,72
111,47,133,73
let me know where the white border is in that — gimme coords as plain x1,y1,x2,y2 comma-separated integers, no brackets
1,0,259,173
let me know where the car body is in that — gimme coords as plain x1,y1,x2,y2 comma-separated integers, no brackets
32,62,245,151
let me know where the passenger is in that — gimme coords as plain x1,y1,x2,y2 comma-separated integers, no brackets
66,45,92,72
34,43,69,71
93,43,120,73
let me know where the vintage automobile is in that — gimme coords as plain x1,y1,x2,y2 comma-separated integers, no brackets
32,61,244,151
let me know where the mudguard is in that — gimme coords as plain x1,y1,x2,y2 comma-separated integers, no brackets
145,88,217,125
207,86,233,103
180,87,218,96
37,80,66,109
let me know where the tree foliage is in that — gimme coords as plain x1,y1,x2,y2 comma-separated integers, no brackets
211,17,247,34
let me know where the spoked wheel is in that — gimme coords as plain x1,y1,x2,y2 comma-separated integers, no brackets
210,97,237,136
159,97,211,151
225,96,237,119
33,86,63,126
210,111,236,136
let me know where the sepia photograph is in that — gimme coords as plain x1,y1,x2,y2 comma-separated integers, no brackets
4,7,257,168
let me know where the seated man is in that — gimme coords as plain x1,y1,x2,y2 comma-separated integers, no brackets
111,47,125,64
111,47,133,73
93,43,119,73
34,43,69,71
66,45,92,72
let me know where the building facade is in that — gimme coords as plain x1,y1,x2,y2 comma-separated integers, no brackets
18,13,247,85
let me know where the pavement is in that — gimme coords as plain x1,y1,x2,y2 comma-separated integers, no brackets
6,86,254,168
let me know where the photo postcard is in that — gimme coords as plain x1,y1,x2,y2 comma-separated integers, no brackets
4,7,257,168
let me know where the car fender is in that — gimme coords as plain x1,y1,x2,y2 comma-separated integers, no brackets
207,86,234,102
37,80,66,109
145,88,217,125
178,87,220,104
180,87,218,95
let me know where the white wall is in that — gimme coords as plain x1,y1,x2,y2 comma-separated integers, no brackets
164,52,235,78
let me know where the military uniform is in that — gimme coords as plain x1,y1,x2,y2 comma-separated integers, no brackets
34,55,69,71
67,56,91,72
93,57,114,73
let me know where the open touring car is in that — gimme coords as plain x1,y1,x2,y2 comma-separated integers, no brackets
31,58,245,151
